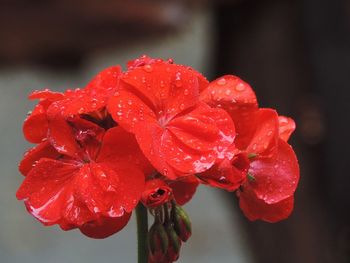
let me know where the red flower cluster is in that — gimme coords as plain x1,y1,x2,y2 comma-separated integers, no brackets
17,56,299,253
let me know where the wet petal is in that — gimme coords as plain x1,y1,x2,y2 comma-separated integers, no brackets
19,141,61,176
107,88,157,133
29,89,64,101
238,189,294,223
247,139,299,204
16,159,88,226
47,106,81,158
200,75,258,150
97,126,154,176
198,153,249,192
119,60,204,121
23,103,48,143
246,108,279,157
278,115,296,141
168,103,235,159
78,162,144,216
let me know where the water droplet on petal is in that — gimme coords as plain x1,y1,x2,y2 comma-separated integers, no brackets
217,78,227,86
235,83,245,91
143,64,153,72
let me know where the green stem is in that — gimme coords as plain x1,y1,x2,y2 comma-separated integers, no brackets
136,203,148,263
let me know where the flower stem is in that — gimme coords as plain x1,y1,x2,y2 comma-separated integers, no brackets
136,203,148,263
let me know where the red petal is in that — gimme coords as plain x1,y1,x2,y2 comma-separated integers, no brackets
198,153,249,192
29,89,64,101
23,103,48,143
48,66,121,117
19,141,60,176
79,213,131,239
127,55,159,69
161,130,216,176
16,159,93,226
47,106,81,158
168,103,235,158
278,116,296,141
116,61,203,124
245,108,279,157
133,104,235,179
169,176,199,205
78,162,144,216
200,75,257,108
238,189,294,222
97,126,154,176
247,139,299,204
107,88,157,133
200,75,258,150
134,122,178,179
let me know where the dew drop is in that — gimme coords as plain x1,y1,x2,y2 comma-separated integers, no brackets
143,64,153,72
184,89,189,95
235,83,245,91
179,103,185,110
217,78,227,86
163,168,168,176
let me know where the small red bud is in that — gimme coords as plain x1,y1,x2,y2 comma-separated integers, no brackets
142,179,173,208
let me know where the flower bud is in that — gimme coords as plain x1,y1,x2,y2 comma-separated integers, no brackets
171,204,192,242
148,222,169,262
165,223,182,262
142,179,172,208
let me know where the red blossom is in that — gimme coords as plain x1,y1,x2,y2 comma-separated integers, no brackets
108,59,235,179
200,75,299,222
17,55,300,247
17,119,145,238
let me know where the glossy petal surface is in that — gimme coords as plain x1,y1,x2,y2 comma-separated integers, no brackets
79,213,131,239
97,126,154,175
198,153,249,192
278,115,296,141
19,141,60,176
248,139,299,204
200,75,258,149
239,189,294,223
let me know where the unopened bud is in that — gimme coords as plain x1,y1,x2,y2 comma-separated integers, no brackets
165,223,182,262
142,179,173,208
148,222,169,262
171,205,192,242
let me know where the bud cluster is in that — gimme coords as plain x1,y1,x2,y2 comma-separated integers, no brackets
147,201,191,263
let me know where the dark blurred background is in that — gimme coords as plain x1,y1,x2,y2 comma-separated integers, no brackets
1,0,349,262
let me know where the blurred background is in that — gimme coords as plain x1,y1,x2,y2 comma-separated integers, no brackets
1,0,349,262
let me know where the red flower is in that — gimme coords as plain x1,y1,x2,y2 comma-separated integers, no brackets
108,58,235,179
17,118,145,238
200,75,299,222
